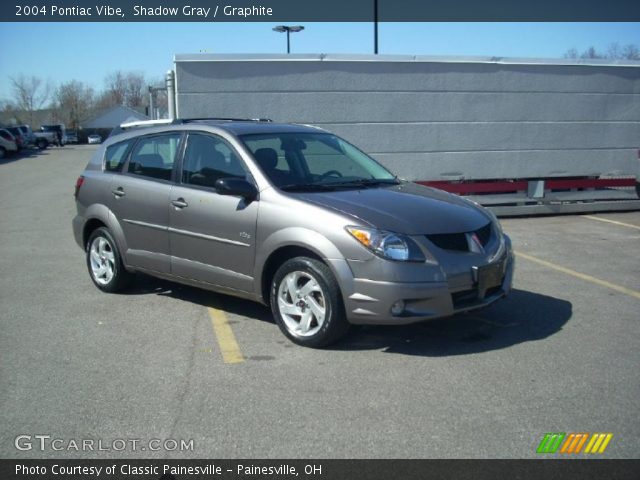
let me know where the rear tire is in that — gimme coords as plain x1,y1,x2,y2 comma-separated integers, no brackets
86,227,133,293
270,257,349,348
36,138,47,150
0,147,5,159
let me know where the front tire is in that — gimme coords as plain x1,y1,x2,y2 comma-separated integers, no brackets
270,257,349,348
86,227,132,293
36,138,48,150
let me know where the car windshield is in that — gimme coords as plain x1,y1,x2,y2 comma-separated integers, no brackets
240,132,398,191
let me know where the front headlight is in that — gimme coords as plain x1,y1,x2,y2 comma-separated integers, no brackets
346,226,436,263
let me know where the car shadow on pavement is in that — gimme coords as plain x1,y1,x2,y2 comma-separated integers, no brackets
335,289,572,356
123,273,275,322
126,276,571,356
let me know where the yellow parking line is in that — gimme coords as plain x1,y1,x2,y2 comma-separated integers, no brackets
582,215,640,231
515,251,640,300
208,307,245,364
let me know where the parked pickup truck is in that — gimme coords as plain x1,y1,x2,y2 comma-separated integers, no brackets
33,124,67,149
32,130,57,149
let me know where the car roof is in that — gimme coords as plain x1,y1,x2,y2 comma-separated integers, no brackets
109,118,325,141
209,121,324,136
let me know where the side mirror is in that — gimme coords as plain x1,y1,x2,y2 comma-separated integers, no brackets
214,177,258,201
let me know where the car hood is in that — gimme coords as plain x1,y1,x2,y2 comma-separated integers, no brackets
294,182,491,235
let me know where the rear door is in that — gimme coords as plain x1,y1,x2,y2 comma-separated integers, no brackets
109,132,182,274
169,132,258,293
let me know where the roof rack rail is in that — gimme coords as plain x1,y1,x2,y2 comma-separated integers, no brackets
119,119,173,129
174,117,273,123
109,117,274,138
109,119,173,137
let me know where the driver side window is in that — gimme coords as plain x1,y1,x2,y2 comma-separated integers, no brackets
182,133,247,188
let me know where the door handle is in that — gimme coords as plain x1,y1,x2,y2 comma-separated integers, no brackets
171,198,188,209
111,187,125,197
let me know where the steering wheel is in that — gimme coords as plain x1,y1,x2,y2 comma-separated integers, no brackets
318,170,343,181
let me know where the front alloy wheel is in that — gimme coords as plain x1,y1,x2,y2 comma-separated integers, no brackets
271,257,349,348
277,271,327,337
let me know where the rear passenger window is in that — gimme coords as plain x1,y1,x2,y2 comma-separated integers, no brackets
128,134,181,181
104,141,131,172
181,133,247,188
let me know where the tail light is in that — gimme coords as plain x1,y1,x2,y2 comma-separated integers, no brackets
74,176,85,199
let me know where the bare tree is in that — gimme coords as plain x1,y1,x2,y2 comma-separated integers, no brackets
621,44,640,60
563,48,579,59
103,71,127,106
124,72,145,108
102,71,147,109
607,42,622,59
10,75,52,126
582,46,600,59
0,99,23,125
55,80,95,129
563,43,640,61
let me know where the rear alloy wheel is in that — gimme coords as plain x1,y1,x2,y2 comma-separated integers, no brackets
37,138,47,150
86,227,132,293
271,257,349,347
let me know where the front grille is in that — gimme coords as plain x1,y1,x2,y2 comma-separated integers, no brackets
426,222,492,253
427,232,468,251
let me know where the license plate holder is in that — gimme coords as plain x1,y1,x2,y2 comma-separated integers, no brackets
475,260,504,294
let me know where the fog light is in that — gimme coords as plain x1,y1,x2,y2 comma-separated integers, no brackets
391,300,405,316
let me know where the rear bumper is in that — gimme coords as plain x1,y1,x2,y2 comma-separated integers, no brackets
340,242,515,326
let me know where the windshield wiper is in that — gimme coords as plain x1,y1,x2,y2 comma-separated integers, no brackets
279,183,339,192
279,178,401,192
326,178,401,188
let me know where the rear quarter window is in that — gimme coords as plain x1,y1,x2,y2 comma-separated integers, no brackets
104,140,132,172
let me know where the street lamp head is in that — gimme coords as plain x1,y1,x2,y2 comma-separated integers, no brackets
272,25,305,33
272,25,305,54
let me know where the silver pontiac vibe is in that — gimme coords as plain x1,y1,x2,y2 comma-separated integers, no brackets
73,119,514,347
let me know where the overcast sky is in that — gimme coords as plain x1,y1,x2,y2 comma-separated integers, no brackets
1,22,639,99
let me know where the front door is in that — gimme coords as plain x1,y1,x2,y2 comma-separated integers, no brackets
169,132,258,293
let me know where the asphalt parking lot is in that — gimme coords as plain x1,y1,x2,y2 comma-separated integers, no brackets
1,145,638,459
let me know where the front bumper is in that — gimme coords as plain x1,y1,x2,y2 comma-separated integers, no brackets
339,237,515,326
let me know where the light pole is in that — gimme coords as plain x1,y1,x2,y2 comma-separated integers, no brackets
273,25,305,54
148,85,166,120
374,0,379,54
